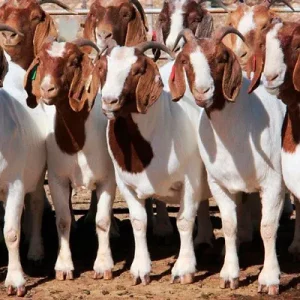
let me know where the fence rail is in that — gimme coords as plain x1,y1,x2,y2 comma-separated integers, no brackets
46,6,300,15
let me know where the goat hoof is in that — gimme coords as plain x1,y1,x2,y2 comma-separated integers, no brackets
220,279,229,289
268,285,279,295
104,270,113,280
258,284,268,293
132,276,140,285
56,270,73,281
7,285,16,296
93,271,103,280
230,278,239,290
17,286,26,297
141,274,150,285
170,276,180,284
180,273,194,284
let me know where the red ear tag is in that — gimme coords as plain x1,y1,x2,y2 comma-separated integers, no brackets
170,65,176,81
152,31,157,41
252,55,256,73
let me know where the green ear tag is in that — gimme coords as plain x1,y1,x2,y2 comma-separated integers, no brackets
31,65,38,81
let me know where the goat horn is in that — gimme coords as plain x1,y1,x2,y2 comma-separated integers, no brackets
135,41,175,59
0,24,23,36
215,26,246,44
73,39,100,53
267,0,294,11
130,0,149,31
172,28,197,52
39,0,78,14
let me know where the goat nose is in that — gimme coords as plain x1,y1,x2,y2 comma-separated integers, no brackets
98,30,112,40
104,97,118,105
41,82,56,93
1,31,18,41
240,50,248,59
266,74,279,82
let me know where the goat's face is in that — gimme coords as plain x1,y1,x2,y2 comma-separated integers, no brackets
261,23,300,99
169,30,242,109
83,0,147,51
24,41,100,112
225,3,278,69
98,46,163,120
0,0,57,69
155,0,213,50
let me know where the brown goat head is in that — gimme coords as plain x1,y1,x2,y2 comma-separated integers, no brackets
154,0,213,51
83,0,148,53
24,40,100,112
169,28,243,112
96,42,174,120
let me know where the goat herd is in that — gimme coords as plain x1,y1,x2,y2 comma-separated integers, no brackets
0,0,299,297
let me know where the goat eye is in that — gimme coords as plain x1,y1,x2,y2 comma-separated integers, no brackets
192,18,201,24
181,59,188,65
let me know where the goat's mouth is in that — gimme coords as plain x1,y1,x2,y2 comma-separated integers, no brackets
102,108,122,120
42,97,56,105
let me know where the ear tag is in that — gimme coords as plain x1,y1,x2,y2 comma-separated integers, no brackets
31,65,38,81
170,65,176,81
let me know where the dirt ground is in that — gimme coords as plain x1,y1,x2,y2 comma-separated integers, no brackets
0,188,300,299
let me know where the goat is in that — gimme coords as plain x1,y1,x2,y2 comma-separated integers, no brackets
154,0,213,51
0,24,47,297
96,41,211,285
83,0,148,52
249,21,300,259
169,28,286,295
23,39,116,282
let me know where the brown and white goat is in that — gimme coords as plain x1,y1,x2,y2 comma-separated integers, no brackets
250,21,300,259
0,0,74,70
154,0,213,51
83,0,148,52
169,28,286,295
95,41,211,285
23,39,117,282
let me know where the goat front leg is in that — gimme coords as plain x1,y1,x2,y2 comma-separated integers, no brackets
48,174,74,281
171,176,199,284
119,181,151,285
258,180,284,295
209,179,239,290
4,180,26,296
93,177,116,280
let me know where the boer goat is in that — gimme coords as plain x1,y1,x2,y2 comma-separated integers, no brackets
250,21,300,258
169,28,286,295
96,41,211,285
0,24,47,297
23,39,116,282
83,0,148,51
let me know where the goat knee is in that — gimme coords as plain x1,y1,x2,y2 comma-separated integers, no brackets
132,218,146,231
96,217,110,232
261,224,275,241
222,220,237,237
177,217,193,232
57,218,71,233
5,229,18,244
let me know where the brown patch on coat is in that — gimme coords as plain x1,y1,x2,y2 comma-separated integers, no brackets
282,107,300,153
0,0,57,70
24,41,100,155
108,115,154,173
83,0,147,52
155,0,213,46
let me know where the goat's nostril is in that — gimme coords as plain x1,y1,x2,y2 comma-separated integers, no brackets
271,74,279,81
110,99,118,104
105,33,112,40
266,74,279,82
240,51,247,58
203,87,210,94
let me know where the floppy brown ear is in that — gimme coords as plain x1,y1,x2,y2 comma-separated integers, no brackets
195,13,214,38
125,7,147,46
69,55,100,112
293,54,300,92
169,60,186,102
136,58,163,114
247,47,264,93
222,50,242,101
82,14,96,55
33,13,58,56
24,57,41,108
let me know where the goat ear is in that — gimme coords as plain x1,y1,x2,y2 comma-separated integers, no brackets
33,13,58,56
195,13,214,39
169,61,186,102
125,7,147,46
69,55,100,112
222,50,242,101
136,58,163,114
82,14,96,55
247,47,264,93
293,54,300,92
24,57,40,108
